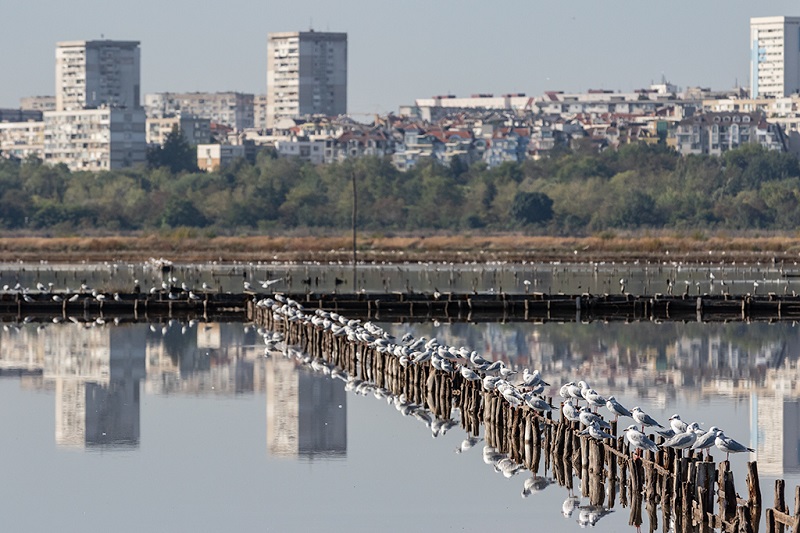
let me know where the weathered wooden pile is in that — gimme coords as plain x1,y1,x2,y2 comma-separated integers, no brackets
249,298,800,532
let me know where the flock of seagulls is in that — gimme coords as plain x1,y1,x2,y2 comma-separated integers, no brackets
255,295,554,416
560,380,754,461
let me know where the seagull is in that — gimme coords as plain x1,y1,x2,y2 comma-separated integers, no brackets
631,406,663,432
565,381,584,402
691,426,722,456
715,432,755,461
260,278,282,288
580,421,615,441
669,414,688,434
660,423,700,451
562,399,581,423
581,384,606,412
460,366,481,382
606,396,632,421
624,425,659,454
523,393,551,413
578,407,610,430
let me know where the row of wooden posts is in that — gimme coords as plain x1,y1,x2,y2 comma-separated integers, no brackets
248,300,799,532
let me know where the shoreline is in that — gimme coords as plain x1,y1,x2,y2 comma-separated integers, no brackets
0,234,799,264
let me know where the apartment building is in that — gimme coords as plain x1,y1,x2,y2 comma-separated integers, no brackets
197,143,246,171
44,108,147,171
0,121,45,160
20,96,56,112
55,40,141,111
146,115,211,146
675,112,787,155
144,92,255,130
750,16,800,98
266,31,347,128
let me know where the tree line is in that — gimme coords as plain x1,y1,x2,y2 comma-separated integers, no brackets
2,141,799,234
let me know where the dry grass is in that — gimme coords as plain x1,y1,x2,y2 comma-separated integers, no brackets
1,232,800,263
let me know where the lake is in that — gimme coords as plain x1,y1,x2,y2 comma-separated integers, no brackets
0,262,797,531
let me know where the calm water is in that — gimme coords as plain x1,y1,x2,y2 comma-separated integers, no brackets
1,313,798,532
2,258,799,296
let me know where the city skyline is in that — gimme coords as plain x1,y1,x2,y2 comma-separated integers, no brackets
3,1,800,115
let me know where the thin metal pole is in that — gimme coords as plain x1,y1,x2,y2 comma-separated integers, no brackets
352,170,357,289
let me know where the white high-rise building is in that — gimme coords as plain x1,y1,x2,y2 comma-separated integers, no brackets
266,31,347,128
56,40,141,111
750,16,800,98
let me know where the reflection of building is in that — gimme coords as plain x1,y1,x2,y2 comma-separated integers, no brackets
46,326,144,448
266,358,346,458
752,393,800,476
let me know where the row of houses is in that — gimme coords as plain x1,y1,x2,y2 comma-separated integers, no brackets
1,84,798,171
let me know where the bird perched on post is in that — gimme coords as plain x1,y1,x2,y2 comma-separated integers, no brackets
631,406,663,432
606,396,632,421
623,425,659,454
714,432,754,461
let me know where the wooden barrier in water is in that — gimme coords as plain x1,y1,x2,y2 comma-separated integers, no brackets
248,299,775,532
6,290,800,323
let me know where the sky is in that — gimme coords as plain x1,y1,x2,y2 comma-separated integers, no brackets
3,1,800,115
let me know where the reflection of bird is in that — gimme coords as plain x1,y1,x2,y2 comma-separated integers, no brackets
521,475,550,498
454,436,481,454
562,495,580,517
577,505,614,527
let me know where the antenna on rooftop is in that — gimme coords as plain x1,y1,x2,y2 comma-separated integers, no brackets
309,17,313,31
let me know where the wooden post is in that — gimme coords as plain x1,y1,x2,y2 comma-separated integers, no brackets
748,461,762,530
775,479,786,533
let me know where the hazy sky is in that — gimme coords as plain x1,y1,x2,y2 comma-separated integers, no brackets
3,1,799,115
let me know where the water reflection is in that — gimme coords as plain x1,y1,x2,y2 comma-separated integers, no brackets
266,358,346,459
0,321,348,457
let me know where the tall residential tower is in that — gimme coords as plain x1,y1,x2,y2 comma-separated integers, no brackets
55,40,141,111
750,16,800,98
266,31,347,128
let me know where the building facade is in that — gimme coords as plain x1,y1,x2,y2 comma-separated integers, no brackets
750,16,800,98
0,121,45,160
675,112,787,156
197,143,246,171
44,108,147,171
266,31,347,128
144,92,254,130
20,96,56,112
55,40,141,111
146,115,211,146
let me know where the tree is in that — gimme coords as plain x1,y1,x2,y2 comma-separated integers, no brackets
511,191,554,225
147,126,198,174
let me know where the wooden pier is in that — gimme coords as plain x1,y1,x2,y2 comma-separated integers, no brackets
6,290,800,323
248,299,800,532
